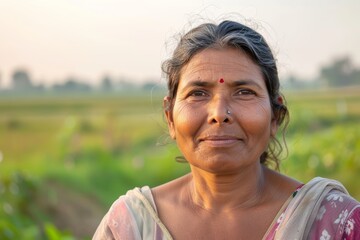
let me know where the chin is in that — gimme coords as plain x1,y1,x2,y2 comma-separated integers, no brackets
192,157,248,173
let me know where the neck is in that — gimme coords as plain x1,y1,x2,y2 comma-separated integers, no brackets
188,164,268,213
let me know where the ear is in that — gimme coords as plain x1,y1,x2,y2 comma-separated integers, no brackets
270,95,283,137
270,117,279,137
163,96,176,139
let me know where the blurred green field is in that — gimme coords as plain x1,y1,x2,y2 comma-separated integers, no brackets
0,87,359,239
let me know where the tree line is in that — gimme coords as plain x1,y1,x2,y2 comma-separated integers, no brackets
1,56,360,94
284,56,360,90
0,71,163,95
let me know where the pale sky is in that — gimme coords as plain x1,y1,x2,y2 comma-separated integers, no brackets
0,0,359,87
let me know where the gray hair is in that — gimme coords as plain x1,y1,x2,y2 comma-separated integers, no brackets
162,20,289,169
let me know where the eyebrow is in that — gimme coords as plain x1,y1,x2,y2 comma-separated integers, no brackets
183,79,264,90
183,80,212,88
230,80,264,90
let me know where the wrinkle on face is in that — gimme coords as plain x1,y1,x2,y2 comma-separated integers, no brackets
166,47,277,173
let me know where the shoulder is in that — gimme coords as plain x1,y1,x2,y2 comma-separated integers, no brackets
310,189,360,239
152,174,191,205
93,187,152,240
109,186,157,228
264,167,302,197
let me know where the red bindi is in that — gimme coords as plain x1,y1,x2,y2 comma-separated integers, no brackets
219,78,224,83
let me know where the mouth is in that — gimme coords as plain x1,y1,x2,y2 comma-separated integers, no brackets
199,135,241,147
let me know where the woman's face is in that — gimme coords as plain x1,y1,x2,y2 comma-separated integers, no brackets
165,47,277,173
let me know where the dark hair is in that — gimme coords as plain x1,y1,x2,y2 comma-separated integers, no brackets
162,20,289,169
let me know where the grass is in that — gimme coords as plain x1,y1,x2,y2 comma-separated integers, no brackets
0,88,359,238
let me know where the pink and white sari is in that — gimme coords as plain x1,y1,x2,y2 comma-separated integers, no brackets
93,177,360,240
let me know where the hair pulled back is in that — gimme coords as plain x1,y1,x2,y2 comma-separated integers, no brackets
162,20,289,169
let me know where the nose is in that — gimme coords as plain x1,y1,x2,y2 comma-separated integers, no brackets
207,96,233,125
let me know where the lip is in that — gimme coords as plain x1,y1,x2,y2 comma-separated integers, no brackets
199,135,241,147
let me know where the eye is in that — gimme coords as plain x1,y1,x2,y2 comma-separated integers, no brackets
185,89,209,102
235,89,256,96
189,90,208,97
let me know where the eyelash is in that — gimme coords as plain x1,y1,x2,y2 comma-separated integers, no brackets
186,88,256,99
189,90,208,97
236,89,256,96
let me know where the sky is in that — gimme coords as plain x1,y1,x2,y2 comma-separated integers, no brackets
0,0,359,87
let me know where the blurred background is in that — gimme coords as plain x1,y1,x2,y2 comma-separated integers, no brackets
0,0,359,239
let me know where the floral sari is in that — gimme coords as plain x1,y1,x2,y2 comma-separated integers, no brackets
93,177,360,240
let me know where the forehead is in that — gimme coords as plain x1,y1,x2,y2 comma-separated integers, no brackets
179,47,264,85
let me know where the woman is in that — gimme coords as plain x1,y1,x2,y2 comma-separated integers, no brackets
93,20,360,239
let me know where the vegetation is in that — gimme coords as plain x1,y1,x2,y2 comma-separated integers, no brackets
0,87,359,239
320,57,360,87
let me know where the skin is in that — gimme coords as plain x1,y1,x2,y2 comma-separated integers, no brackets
153,47,300,240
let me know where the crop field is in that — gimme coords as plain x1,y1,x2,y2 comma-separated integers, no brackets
0,87,359,239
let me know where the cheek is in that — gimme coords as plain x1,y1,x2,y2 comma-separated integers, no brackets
173,103,196,135
241,102,273,136
172,101,206,149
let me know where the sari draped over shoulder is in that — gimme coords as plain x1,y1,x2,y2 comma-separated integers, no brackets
93,178,360,240
272,177,359,239
92,186,172,240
